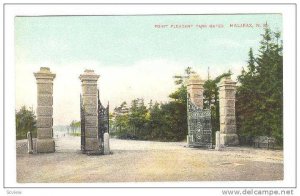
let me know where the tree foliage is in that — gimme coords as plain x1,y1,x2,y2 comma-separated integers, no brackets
70,120,81,133
110,27,283,145
236,27,283,145
16,106,37,140
111,67,233,142
111,68,191,141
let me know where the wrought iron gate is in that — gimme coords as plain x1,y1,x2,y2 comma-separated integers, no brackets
187,97,212,148
80,94,85,151
97,89,109,150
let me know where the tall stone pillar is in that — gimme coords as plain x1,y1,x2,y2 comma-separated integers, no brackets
187,73,205,146
34,67,56,153
219,76,239,146
79,70,100,153
187,73,204,108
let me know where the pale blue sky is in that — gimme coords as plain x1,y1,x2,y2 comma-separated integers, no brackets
15,14,282,125
15,14,282,67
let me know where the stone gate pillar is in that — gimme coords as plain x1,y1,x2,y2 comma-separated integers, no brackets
187,73,205,146
34,67,56,153
187,73,204,108
219,76,239,146
79,69,100,153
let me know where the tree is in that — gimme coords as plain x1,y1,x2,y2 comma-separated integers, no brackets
173,66,195,85
110,67,235,142
159,101,187,141
111,101,130,137
70,120,80,133
160,67,192,141
112,68,192,142
16,106,37,140
147,102,163,139
236,27,283,145
128,98,148,138
74,121,81,131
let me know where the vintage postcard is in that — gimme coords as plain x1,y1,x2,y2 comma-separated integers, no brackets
2,2,298,196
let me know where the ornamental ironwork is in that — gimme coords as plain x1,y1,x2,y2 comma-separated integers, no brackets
97,89,109,150
187,96,212,148
80,94,85,151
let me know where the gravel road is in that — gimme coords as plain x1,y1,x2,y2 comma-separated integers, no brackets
16,136,283,183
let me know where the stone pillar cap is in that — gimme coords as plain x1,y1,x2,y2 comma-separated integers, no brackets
79,69,100,81
187,73,204,86
34,67,56,79
219,76,236,87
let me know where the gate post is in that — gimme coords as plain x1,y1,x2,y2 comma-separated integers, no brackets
34,67,56,153
79,69,101,153
187,73,209,147
218,76,239,146
187,73,204,109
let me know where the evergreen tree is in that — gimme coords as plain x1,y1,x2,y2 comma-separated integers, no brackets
236,27,283,145
128,98,148,138
148,102,163,139
112,102,129,137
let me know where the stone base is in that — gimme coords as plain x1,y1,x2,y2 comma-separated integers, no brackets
103,133,110,155
220,133,239,146
85,137,100,152
186,135,190,147
86,150,103,155
36,138,55,153
215,131,220,150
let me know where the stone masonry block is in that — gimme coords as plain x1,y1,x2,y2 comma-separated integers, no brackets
85,115,98,127
219,99,235,108
189,87,204,93
85,137,100,151
84,106,97,116
193,98,203,108
37,83,53,94
187,84,203,89
37,128,53,138
220,133,239,146
219,85,236,90
81,80,98,85
85,127,98,138
83,95,97,106
190,93,203,99
82,85,97,95
36,78,54,84
218,90,225,99
37,95,53,106
37,106,53,116
220,124,236,134
220,107,235,116
37,117,53,128
36,138,55,153
219,89,236,99
189,89,203,95
220,116,236,125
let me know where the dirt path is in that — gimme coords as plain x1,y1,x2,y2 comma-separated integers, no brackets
16,136,283,183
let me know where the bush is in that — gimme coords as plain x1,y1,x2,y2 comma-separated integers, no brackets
16,106,37,140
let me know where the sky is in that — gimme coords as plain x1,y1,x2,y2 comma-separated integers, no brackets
15,14,282,125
